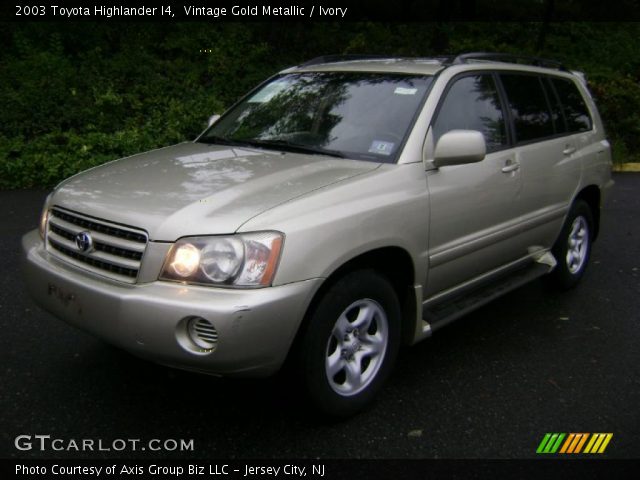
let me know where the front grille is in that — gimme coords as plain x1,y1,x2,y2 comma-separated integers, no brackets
46,207,148,283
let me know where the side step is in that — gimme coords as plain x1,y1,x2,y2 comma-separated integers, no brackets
423,262,552,332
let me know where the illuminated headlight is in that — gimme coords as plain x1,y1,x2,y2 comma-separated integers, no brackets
170,243,201,278
160,232,284,287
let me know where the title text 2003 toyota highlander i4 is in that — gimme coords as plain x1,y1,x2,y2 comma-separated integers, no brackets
23,53,613,416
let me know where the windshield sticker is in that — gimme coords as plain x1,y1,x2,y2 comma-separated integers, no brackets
248,80,291,103
368,140,395,156
394,87,418,95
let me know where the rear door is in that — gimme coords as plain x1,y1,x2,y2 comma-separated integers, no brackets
497,73,585,249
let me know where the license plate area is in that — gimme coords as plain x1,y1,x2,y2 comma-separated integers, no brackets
47,282,82,316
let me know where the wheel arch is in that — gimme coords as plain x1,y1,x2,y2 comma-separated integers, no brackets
288,246,418,365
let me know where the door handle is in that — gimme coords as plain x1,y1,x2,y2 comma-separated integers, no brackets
563,146,577,156
501,160,520,173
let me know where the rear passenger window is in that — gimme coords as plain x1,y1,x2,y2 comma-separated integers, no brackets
432,74,507,152
543,78,567,134
551,78,593,132
500,74,554,143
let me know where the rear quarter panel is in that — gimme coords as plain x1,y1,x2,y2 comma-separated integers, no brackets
577,83,613,198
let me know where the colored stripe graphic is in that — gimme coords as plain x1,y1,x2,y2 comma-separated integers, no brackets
584,433,613,454
570,433,588,453
536,433,565,453
536,433,552,453
549,433,565,453
537,433,613,454
559,433,575,453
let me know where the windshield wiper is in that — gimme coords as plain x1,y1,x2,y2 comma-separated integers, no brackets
199,135,345,158
237,138,345,158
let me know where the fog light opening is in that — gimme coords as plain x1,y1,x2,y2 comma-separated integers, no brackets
186,316,218,351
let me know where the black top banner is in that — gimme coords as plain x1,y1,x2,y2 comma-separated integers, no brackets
2,0,640,22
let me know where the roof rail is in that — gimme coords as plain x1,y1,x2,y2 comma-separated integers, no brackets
296,53,572,74
450,52,570,71
299,54,395,68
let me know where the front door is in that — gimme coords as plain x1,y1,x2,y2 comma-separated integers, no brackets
425,73,523,297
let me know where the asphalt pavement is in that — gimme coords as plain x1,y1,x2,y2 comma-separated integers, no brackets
1,174,638,459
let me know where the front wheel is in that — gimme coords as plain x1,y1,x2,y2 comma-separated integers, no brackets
298,270,401,417
547,200,594,290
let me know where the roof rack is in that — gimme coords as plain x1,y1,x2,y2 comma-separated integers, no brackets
299,54,396,68
296,52,571,73
450,52,569,71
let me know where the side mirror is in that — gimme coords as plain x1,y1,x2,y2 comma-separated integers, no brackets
208,114,221,127
433,130,486,168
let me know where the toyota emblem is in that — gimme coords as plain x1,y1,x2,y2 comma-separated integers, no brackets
75,231,93,253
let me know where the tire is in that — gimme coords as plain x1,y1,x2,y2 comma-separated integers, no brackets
297,270,401,417
547,200,594,290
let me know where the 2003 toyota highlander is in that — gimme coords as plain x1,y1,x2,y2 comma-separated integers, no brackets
23,53,614,416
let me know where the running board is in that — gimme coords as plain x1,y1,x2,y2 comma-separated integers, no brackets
423,262,553,332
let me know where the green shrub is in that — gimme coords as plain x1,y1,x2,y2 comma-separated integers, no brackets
1,22,638,189
589,74,640,163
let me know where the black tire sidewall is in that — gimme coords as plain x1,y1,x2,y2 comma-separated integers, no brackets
299,270,401,417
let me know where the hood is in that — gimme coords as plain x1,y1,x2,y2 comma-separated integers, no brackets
51,142,379,240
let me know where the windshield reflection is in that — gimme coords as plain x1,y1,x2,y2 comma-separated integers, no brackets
200,72,433,162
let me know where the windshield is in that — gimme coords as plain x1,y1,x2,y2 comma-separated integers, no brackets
199,72,433,162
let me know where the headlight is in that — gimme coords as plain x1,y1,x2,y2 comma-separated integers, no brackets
160,232,284,287
39,193,53,240
170,243,201,278
39,205,50,240
200,237,243,282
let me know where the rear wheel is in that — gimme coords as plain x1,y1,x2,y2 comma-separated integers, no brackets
298,270,401,417
547,200,594,290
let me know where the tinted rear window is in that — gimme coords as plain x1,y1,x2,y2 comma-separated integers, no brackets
551,78,593,133
500,74,554,143
543,77,568,134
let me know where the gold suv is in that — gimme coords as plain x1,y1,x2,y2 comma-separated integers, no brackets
23,53,613,416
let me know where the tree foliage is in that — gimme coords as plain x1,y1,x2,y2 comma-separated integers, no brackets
1,22,638,188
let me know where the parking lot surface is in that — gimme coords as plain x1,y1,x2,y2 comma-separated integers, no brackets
1,174,638,459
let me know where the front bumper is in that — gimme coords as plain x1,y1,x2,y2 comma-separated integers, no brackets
22,229,320,377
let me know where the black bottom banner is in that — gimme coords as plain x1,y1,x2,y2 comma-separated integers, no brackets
3,459,640,480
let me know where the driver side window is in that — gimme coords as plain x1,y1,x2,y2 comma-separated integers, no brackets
432,74,507,152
